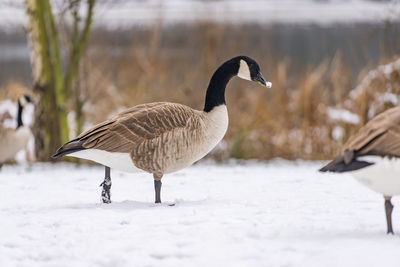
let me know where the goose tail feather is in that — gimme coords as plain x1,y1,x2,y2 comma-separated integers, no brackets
319,156,374,173
51,140,86,159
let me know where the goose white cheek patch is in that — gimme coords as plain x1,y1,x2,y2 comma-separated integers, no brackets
19,96,28,107
237,59,251,81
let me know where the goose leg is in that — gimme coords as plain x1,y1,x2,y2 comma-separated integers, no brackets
99,166,112,204
384,196,394,234
154,173,163,203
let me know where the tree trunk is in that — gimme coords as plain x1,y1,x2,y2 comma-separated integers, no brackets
25,0,95,161
65,0,95,137
25,0,69,161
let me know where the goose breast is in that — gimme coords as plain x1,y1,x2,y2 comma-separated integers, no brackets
0,126,31,163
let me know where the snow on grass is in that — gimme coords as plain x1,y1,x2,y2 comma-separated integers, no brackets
327,107,360,125
1,161,400,267
350,57,400,102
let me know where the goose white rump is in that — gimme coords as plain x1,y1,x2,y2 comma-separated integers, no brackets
69,149,141,173
351,156,400,196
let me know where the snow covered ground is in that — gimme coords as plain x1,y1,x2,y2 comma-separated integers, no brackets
1,160,399,267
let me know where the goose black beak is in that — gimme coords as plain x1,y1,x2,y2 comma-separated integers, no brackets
254,73,272,88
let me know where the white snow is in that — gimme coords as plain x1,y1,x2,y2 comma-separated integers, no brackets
380,92,399,106
327,107,360,125
348,57,400,119
1,161,400,267
332,125,344,141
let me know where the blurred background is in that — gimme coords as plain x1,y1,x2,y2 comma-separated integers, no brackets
0,0,400,164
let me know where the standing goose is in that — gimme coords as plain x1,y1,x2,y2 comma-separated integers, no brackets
53,56,272,204
0,95,34,167
320,106,400,234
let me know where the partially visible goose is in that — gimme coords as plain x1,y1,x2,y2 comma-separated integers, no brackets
0,95,34,167
53,56,272,204
320,106,400,234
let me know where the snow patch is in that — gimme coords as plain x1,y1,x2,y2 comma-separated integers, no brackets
327,107,360,125
350,58,400,100
332,125,344,141
1,161,399,267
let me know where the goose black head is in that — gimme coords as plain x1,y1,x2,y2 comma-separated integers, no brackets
18,95,34,108
235,56,272,88
203,55,272,112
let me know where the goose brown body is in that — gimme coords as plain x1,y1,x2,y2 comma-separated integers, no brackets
54,102,228,174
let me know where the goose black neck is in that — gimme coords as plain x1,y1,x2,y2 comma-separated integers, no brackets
203,60,238,112
17,101,23,128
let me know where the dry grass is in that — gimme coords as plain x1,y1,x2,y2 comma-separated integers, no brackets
75,24,400,160
2,23,399,161
0,81,32,102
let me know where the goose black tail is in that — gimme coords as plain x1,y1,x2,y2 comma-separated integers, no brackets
319,156,374,173
51,140,86,159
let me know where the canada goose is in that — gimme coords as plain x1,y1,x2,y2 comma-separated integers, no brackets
0,95,34,167
53,56,271,204
320,106,400,234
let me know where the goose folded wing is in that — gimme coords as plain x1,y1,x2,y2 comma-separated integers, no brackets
344,107,400,152
80,103,193,153
357,127,400,158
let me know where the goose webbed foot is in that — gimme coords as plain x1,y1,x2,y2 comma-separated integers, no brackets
384,196,394,234
100,166,112,204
